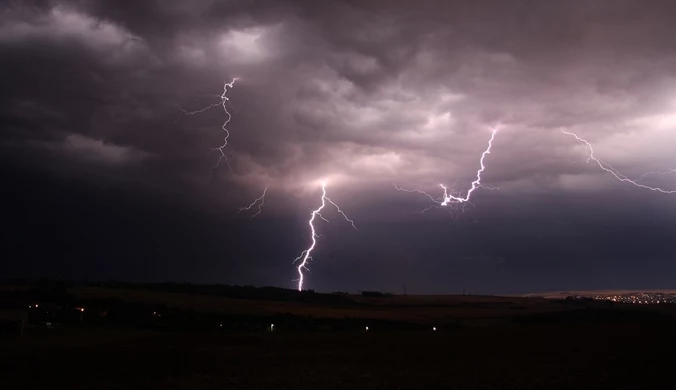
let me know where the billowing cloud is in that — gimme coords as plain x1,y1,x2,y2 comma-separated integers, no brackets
2,0,676,292
3,0,676,204
0,4,148,64
59,133,150,165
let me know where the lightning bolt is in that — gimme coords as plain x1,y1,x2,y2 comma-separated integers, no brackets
396,127,500,212
293,182,357,291
235,187,268,218
562,130,676,194
179,78,238,174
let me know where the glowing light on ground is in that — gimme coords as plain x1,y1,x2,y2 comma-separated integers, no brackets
293,182,357,291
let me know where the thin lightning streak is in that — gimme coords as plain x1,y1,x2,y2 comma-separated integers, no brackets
393,185,440,213
562,130,676,194
179,78,238,174
640,168,676,181
235,187,268,218
324,197,358,230
396,127,500,211
316,212,330,224
293,182,357,291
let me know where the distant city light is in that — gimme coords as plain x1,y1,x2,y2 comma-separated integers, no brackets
590,292,676,305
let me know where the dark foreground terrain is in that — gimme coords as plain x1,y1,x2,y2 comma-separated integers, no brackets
3,320,676,389
2,282,676,389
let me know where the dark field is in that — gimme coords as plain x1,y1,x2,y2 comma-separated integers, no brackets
2,322,675,389
3,284,676,389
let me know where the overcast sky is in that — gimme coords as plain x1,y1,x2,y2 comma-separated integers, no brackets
2,0,676,294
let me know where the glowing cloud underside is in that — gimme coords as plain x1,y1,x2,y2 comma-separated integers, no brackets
180,78,238,174
562,130,676,194
294,183,357,291
395,127,500,212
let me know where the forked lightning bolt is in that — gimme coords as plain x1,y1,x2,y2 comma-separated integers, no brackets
294,182,357,291
396,127,500,211
235,187,268,218
179,78,238,174
562,130,676,194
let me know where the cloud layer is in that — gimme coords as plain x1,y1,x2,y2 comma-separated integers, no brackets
2,0,676,292
3,1,676,202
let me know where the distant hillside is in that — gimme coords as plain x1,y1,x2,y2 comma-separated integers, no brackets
68,285,614,325
6,281,676,332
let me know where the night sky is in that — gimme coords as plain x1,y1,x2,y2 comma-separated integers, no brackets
2,0,676,294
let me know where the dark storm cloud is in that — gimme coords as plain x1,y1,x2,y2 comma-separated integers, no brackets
2,0,676,292
4,0,676,196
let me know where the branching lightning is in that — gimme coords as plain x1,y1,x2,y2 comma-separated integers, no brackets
395,127,500,212
293,182,357,291
562,130,676,194
180,79,271,217
179,78,238,174
235,187,268,218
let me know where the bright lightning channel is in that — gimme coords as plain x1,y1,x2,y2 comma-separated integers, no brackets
395,127,500,212
294,182,357,291
562,130,676,194
235,187,268,218
179,78,238,174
